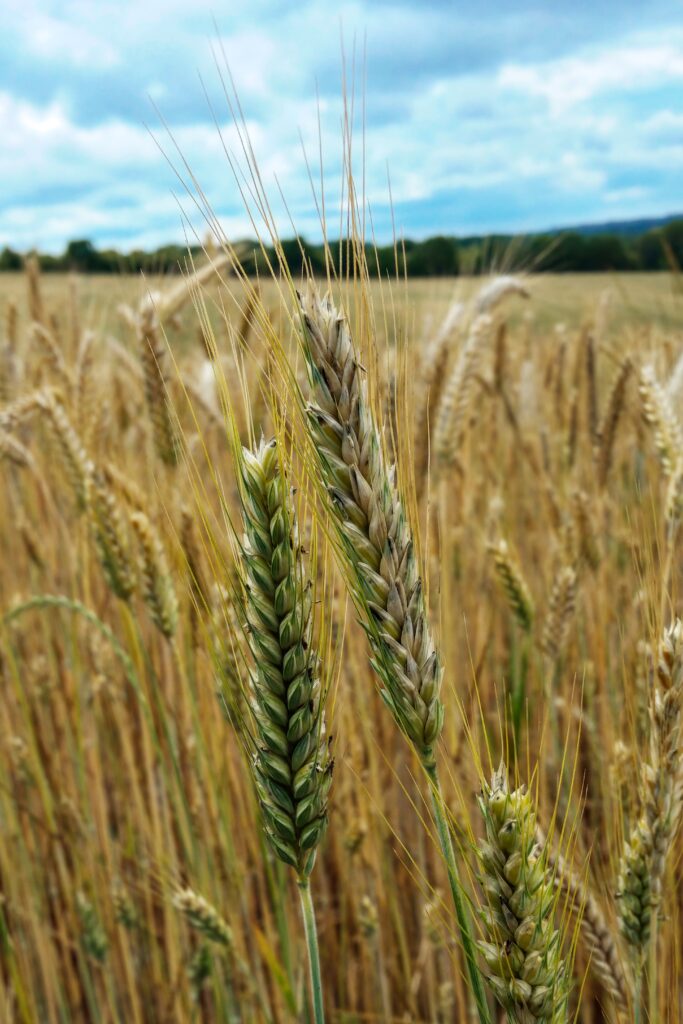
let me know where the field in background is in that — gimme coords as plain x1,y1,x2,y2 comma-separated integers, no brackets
1,271,680,350
0,258,681,1023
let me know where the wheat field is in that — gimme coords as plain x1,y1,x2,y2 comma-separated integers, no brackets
0,250,681,1024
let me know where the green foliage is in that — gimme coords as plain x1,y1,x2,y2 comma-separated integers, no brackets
3,219,682,276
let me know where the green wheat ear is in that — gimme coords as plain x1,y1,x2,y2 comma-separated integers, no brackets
477,765,569,1024
239,436,332,879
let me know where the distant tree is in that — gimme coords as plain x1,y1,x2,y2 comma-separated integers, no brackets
637,230,665,271
279,237,324,276
663,219,683,269
65,239,103,273
0,247,22,271
406,236,459,276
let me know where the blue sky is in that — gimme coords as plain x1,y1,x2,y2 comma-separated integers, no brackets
2,1,683,252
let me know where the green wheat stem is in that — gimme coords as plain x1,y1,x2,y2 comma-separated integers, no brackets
648,918,658,1024
634,969,643,1024
298,878,325,1024
425,761,492,1024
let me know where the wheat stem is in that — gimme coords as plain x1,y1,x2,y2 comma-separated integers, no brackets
298,878,325,1024
426,762,492,1024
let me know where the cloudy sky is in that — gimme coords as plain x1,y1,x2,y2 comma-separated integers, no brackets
2,0,683,252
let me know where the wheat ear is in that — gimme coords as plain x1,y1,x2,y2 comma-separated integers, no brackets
541,830,630,1009
434,313,491,468
618,621,683,963
489,539,535,633
477,766,569,1024
129,511,178,639
238,437,331,1022
137,298,181,466
298,289,443,755
88,470,137,601
297,288,491,1024
36,391,92,510
639,364,682,477
597,358,632,487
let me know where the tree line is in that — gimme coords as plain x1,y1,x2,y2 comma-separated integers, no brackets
2,220,682,276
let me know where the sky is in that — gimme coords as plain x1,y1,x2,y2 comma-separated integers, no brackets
2,0,683,252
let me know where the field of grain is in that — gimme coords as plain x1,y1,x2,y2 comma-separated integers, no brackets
0,253,681,1024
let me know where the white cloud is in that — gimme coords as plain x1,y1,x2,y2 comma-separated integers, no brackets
500,38,683,113
1,6,683,249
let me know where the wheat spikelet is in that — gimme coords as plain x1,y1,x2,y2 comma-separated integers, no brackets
74,331,97,446
0,303,18,405
585,333,598,443
103,461,147,511
434,313,491,468
542,831,630,1008
29,323,72,390
149,252,230,323
111,881,139,930
5,299,17,348
173,888,233,947
0,389,48,431
211,585,247,732
76,892,108,963
0,429,32,468
571,490,601,571
36,391,92,510
597,358,632,487
639,364,682,477
130,511,178,638
474,275,530,314
665,464,683,525
89,470,137,600
298,289,443,756
618,819,653,953
137,299,181,467
477,765,569,1023
489,540,534,633
667,346,683,403
493,321,508,392
188,944,212,999
643,620,683,900
239,438,332,877
618,621,683,957
540,567,577,662
413,299,465,482
25,255,45,326
18,517,45,569
181,507,209,610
